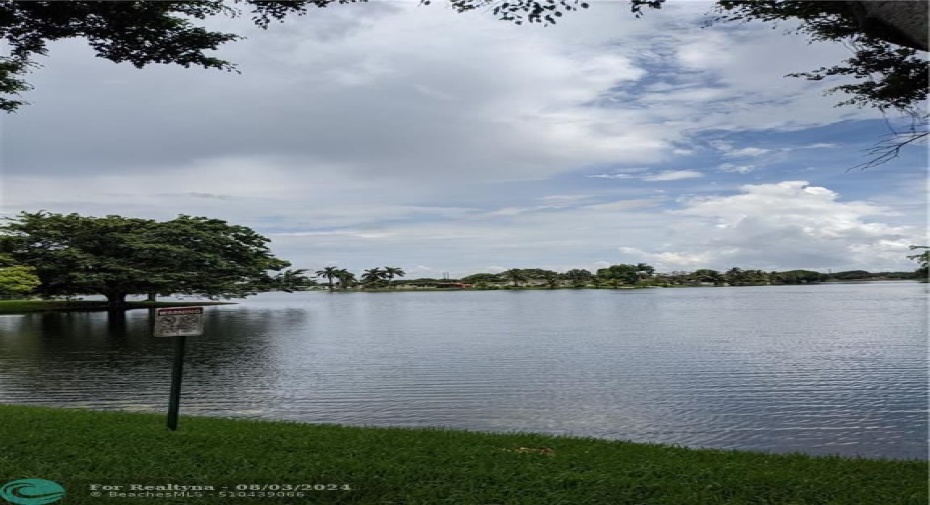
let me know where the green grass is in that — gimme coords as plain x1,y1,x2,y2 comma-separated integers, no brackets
0,300,231,314
0,406,925,504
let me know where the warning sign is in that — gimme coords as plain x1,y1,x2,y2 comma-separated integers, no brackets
155,307,204,337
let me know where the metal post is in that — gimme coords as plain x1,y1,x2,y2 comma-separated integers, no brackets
166,335,187,431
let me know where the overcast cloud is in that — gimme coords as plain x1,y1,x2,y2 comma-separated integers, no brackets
1,1,926,276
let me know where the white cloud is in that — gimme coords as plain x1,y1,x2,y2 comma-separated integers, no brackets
623,181,918,271
799,143,840,149
588,173,635,179
724,147,771,158
642,170,704,181
587,169,703,182
481,205,561,217
1,2,922,276
5,0,888,186
262,180,918,275
710,141,773,159
537,194,593,204
618,247,716,269
583,199,660,211
717,163,756,174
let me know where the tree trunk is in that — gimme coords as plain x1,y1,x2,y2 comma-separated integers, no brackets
146,291,156,302
847,1,928,51
104,292,128,308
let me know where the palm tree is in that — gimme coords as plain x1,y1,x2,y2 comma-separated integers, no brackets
315,266,341,292
361,268,386,288
335,269,357,290
383,266,406,288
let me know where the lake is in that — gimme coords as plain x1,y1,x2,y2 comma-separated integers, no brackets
0,282,926,460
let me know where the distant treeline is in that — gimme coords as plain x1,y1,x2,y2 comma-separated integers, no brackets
314,248,929,290
315,264,924,290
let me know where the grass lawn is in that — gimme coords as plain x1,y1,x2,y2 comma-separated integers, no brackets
0,405,925,504
0,300,231,315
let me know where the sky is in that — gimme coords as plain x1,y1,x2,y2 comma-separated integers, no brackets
1,0,927,278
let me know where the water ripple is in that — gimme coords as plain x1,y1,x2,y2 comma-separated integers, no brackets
0,283,926,459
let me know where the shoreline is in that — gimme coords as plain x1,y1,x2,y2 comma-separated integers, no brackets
312,278,922,293
0,299,233,315
1,280,920,313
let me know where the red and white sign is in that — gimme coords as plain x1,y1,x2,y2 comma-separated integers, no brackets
154,307,204,337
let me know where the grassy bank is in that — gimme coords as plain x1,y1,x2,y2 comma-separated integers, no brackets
0,406,925,504
0,300,231,315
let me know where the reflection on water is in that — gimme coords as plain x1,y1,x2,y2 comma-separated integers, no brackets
0,282,926,460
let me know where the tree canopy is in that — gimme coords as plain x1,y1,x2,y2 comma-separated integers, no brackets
0,0,337,111
0,211,306,306
907,245,929,280
711,1,927,114
0,254,40,297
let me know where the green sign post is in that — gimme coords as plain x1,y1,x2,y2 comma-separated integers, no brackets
154,307,204,431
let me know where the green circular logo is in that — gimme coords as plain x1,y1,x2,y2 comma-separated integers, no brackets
0,479,65,505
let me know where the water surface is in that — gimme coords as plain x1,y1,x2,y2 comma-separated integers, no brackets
0,282,925,459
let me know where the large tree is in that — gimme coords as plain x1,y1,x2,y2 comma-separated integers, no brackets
502,268,529,288
596,264,642,287
0,211,304,307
